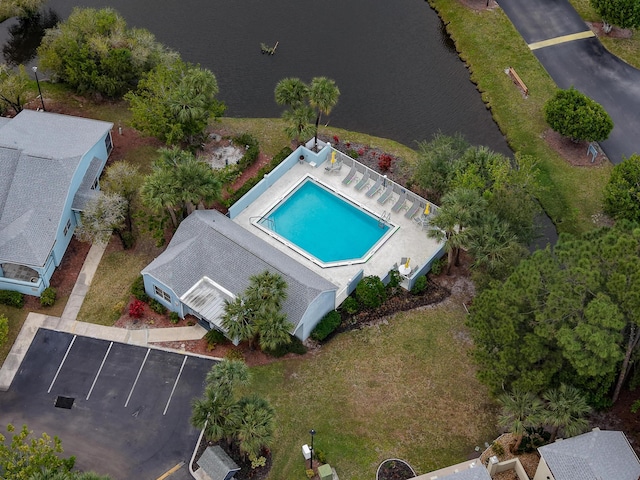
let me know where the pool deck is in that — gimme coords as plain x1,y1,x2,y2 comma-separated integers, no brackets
233,160,444,300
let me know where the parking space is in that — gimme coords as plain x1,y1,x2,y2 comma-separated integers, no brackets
0,328,215,480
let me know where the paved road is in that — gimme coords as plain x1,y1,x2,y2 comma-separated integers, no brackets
500,0,640,164
0,329,215,480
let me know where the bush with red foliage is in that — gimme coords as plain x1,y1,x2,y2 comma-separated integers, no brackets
332,135,340,144
129,299,145,318
378,154,393,171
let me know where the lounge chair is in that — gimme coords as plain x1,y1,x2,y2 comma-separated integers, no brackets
377,185,394,205
342,164,358,185
404,200,421,219
391,191,407,213
324,159,342,173
366,176,384,197
354,170,370,191
413,213,429,229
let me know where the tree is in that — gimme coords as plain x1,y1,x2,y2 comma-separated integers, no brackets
101,161,142,236
0,64,31,115
126,58,225,146
542,384,590,442
544,87,613,142
308,77,340,151
233,395,275,458
274,76,340,148
255,310,291,352
38,7,171,97
29,469,111,480
603,154,640,222
428,188,486,274
74,192,127,247
0,424,75,480
0,314,8,349
497,389,544,452
221,297,255,347
590,0,640,32
0,0,46,19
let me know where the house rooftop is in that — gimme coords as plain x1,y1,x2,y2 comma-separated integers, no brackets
538,429,640,480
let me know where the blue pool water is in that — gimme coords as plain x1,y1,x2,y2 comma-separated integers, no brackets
260,179,390,264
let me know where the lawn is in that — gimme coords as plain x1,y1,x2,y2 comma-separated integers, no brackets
245,299,497,480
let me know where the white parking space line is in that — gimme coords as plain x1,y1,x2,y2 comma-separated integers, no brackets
48,335,77,394
163,356,187,416
86,342,113,400
125,348,150,408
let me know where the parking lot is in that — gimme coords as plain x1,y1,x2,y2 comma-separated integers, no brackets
0,328,215,479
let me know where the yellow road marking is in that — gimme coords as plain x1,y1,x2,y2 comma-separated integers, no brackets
156,462,185,480
528,30,595,50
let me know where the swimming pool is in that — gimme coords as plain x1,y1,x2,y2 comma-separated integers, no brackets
256,176,397,267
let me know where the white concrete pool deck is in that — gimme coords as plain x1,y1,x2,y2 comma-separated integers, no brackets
232,161,444,299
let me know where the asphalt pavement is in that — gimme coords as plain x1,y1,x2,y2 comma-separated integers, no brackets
499,0,640,163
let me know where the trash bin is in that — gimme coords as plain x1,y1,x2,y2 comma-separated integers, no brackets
302,444,311,461
318,464,332,480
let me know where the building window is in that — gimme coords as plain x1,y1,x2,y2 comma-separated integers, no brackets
105,132,113,155
154,285,171,302
91,177,99,190
63,219,71,236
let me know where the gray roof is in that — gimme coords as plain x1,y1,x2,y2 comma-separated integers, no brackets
538,429,640,480
142,210,337,330
440,467,491,480
0,111,112,267
71,156,102,211
198,446,239,479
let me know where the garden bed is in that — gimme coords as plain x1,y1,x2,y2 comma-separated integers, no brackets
193,438,272,480
377,459,416,480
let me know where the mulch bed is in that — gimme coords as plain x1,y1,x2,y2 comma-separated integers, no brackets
377,459,415,480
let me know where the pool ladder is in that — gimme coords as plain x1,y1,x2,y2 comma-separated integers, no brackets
251,216,276,232
378,211,391,228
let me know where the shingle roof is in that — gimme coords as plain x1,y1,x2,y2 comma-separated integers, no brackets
142,210,337,330
198,446,239,479
71,156,103,211
0,111,112,267
538,430,640,480
442,468,492,480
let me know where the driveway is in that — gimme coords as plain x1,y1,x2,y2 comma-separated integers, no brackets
500,0,640,163
0,329,215,480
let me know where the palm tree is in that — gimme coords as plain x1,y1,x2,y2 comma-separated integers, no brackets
542,384,591,442
308,76,340,151
221,296,255,347
246,270,288,310
428,188,486,274
497,389,544,452
282,105,315,144
191,385,236,445
140,168,180,227
205,359,250,392
255,309,292,352
233,394,275,458
274,77,308,108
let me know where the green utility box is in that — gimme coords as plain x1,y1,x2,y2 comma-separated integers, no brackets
318,464,332,480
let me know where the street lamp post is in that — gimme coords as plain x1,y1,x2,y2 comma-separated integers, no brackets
32,67,46,111
309,429,316,470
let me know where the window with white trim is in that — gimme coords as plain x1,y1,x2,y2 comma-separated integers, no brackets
63,219,71,236
105,132,113,155
154,285,171,302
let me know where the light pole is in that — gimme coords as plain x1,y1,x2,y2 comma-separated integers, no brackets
32,66,45,111
309,429,316,470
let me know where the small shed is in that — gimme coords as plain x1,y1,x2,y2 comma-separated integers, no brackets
198,446,240,480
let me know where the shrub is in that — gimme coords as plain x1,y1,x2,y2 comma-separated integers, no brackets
40,287,57,307
491,441,505,457
0,290,24,308
130,275,149,302
225,349,245,361
314,448,327,464
387,269,402,289
0,314,8,348
332,135,340,143
224,147,293,207
306,469,315,479
249,454,266,469
310,310,341,341
518,427,550,453
341,296,359,315
129,299,144,318
233,133,260,170
430,257,446,276
410,276,427,295
205,328,227,347
266,335,307,357
378,153,393,171
346,149,359,159
112,300,126,317
149,299,167,314
355,276,387,309
169,312,180,324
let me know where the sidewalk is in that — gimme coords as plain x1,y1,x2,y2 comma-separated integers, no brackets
0,241,208,391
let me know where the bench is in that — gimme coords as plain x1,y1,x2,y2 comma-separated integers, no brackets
508,67,529,96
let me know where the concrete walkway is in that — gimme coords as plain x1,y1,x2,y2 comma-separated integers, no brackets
0,241,208,391
499,0,640,164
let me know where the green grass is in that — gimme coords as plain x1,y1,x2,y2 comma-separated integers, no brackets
245,302,497,480
0,306,28,365
77,237,160,325
429,0,612,234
